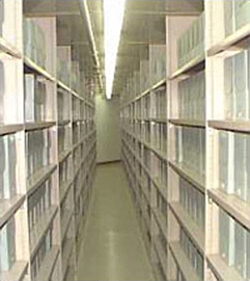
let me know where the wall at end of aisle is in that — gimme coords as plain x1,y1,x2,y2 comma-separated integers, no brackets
95,94,121,163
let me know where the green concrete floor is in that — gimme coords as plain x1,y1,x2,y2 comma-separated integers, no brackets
77,162,155,281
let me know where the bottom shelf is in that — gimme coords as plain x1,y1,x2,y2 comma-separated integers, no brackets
63,264,76,281
151,260,168,281
0,195,26,228
169,242,200,281
35,246,60,281
207,254,244,281
62,239,74,279
1,261,29,281
154,238,168,273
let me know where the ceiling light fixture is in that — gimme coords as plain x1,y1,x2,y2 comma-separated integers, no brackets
104,0,126,99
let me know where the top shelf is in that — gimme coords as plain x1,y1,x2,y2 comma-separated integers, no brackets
169,55,205,80
208,120,250,133
134,78,166,102
151,78,167,92
207,23,250,57
169,119,206,128
57,80,72,94
207,254,244,281
121,78,166,109
0,124,24,136
23,59,94,107
57,81,83,102
24,56,56,82
57,81,95,108
0,37,22,59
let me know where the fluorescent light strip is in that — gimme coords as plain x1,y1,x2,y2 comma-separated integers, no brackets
104,0,126,99
81,0,104,93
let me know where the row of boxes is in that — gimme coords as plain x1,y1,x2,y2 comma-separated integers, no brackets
123,120,166,159
219,131,250,203
150,122,168,153
72,96,81,121
121,47,166,101
73,121,94,146
180,227,204,279
126,89,167,121
57,90,70,122
61,234,72,270
179,176,205,230
59,156,72,186
73,170,82,199
0,134,17,200
58,125,70,155
0,60,4,124
224,48,250,120
30,227,52,280
129,103,136,120
132,120,139,138
141,168,151,194
158,226,168,256
150,152,163,181
176,267,185,281
175,126,206,178
140,60,150,93
140,120,151,144
0,0,5,37
157,189,168,226
219,208,250,279
150,88,167,119
177,12,204,68
134,102,141,120
60,186,72,225
73,146,81,172
24,18,46,69
25,74,47,122
151,153,168,186
224,0,250,37
149,45,166,86
57,49,95,100
0,217,16,274
57,59,70,87
129,71,141,100
28,178,52,233
178,71,205,121
153,248,167,281
75,190,82,227
63,265,74,281
58,89,95,123
142,147,151,170
25,129,51,179
86,105,95,120
72,123,81,146
71,62,80,94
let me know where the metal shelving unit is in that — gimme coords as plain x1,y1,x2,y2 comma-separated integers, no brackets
120,1,250,280
0,0,97,280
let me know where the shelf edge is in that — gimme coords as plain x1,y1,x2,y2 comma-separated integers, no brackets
169,202,205,255
168,160,205,193
0,195,26,228
208,120,250,133
169,119,206,128
207,254,244,281
208,189,250,230
0,124,24,136
169,241,200,281
27,164,57,196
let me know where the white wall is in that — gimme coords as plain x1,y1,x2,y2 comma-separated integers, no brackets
95,94,120,163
